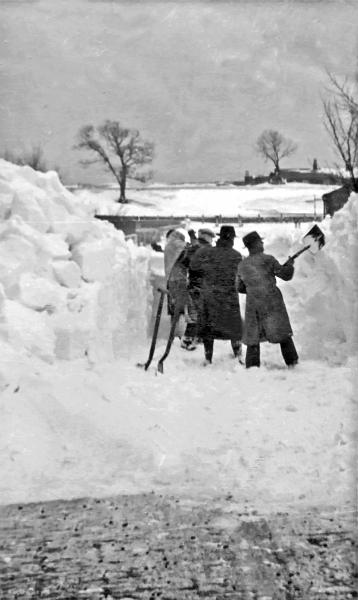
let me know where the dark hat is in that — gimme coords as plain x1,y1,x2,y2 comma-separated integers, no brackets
242,231,264,248
218,225,236,240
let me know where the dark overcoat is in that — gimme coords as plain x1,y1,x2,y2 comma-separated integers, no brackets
166,240,208,317
190,240,243,340
237,252,294,345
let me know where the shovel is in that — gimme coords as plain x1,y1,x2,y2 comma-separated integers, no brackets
286,224,325,263
137,287,167,371
156,302,182,375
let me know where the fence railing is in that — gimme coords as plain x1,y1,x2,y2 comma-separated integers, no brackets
96,212,323,235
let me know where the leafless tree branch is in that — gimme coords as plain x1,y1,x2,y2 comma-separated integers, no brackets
322,72,358,191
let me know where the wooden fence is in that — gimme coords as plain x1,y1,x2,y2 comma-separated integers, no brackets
96,213,323,238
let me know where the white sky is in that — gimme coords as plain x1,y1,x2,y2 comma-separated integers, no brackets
1,0,357,183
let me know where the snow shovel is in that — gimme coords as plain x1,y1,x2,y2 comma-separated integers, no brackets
137,287,166,371
285,224,325,263
156,302,182,375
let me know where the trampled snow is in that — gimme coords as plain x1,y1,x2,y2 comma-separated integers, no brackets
0,160,356,513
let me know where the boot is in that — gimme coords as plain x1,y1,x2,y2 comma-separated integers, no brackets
231,340,244,364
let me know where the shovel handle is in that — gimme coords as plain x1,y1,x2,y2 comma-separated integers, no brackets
287,244,310,262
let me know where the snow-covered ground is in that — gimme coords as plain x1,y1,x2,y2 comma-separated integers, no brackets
0,160,356,512
74,182,336,218
0,343,355,512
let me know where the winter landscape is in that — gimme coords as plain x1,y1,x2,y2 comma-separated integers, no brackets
1,0,358,598
0,161,356,597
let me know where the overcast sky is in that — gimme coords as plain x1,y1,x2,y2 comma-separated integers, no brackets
1,0,357,184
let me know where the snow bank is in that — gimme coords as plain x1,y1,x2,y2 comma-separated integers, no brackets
267,193,358,364
0,160,151,363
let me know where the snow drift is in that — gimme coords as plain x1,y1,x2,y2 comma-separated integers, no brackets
0,160,151,363
261,193,358,365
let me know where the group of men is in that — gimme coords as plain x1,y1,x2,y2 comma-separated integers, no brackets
164,225,298,369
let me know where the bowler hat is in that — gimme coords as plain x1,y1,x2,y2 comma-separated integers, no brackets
242,231,263,248
218,225,236,240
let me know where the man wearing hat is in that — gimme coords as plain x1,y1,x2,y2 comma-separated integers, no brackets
190,225,243,364
237,231,298,368
175,227,216,350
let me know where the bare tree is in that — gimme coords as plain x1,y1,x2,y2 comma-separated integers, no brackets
74,120,154,203
322,73,358,191
255,130,297,180
1,144,48,172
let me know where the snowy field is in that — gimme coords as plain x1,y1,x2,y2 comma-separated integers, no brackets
74,182,336,218
0,160,356,514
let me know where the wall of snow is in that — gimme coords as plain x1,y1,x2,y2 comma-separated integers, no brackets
0,160,152,363
265,194,358,365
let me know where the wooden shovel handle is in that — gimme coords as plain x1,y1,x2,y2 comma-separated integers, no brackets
288,244,310,262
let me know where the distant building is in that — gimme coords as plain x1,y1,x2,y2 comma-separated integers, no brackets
235,169,338,186
234,172,269,186
279,168,340,185
322,185,351,217
236,161,342,187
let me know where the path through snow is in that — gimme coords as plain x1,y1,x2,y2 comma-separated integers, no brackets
0,339,355,512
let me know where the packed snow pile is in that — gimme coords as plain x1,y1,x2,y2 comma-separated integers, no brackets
273,193,358,364
0,160,151,363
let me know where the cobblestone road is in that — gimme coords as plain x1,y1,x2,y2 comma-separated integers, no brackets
0,494,356,599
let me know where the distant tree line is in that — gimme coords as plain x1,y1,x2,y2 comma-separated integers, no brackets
1,145,48,172
0,145,64,181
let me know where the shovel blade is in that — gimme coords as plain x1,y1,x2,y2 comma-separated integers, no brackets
302,224,325,254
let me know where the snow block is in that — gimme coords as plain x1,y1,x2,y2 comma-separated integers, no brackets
0,179,14,219
40,233,70,260
36,195,73,233
17,273,67,312
54,327,91,360
0,235,37,296
11,190,49,233
52,284,99,359
64,215,101,246
53,260,82,288
71,238,118,282
0,299,55,362
0,283,6,312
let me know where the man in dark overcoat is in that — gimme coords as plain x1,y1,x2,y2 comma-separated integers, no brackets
175,228,216,350
190,225,243,364
237,230,298,368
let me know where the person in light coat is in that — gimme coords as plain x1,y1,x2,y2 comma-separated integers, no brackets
237,230,298,368
163,228,188,320
164,229,187,281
